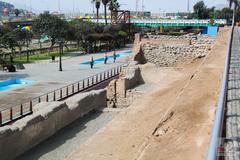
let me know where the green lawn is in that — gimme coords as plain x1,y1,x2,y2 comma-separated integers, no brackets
11,48,81,64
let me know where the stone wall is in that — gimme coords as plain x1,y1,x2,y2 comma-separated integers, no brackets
0,89,106,160
133,33,214,67
144,33,196,40
107,63,143,108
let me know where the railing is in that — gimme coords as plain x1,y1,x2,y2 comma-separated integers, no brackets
207,26,234,160
0,65,123,126
88,18,227,26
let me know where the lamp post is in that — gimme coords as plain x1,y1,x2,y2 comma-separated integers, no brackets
58,39,64,71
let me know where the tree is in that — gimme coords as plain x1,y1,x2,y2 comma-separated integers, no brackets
33,13,68,71
13,28,33,62
102,0,110,25
1,29,18,62
215,7,233,24
91,0,96,17
228,0,240,24
64,25,77,50
72,21,95,53
33,13,68,47
109,0,120,22
0,28,33,63
229,0,239,10
95,0,101,23
193,1,211,19
14,9,20,17
235,8,240,22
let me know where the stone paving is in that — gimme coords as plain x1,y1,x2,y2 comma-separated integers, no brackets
0,47,132,110
226,27,240,160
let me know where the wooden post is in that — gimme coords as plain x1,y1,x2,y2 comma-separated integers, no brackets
30,100,33,113
60,89,63,99
0,111,2,126
10,108,13,120
20,104,23,116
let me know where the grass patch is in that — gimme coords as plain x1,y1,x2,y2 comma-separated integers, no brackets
9,48,81,64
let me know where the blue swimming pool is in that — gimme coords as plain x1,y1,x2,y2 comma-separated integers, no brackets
0,79,34,91
81,50,132,65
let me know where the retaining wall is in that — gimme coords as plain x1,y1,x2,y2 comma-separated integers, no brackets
107,63,143,108
0,89,106,160
133,34,214,67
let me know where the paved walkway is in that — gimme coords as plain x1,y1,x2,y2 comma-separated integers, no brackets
226,27,240,159
0,47,132,110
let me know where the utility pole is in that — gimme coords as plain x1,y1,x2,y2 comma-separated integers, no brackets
141,0,144,17
136,0,139,16
73,0,75,17
25,0,27,11
187,0,190,12
29,0,32,12
91,0,95,18
58,0,61,13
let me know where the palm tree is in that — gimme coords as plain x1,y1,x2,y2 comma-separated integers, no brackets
228,0,240,24
14,9,20,17
102,0,110,25
109,0,120,23
95,0,101,23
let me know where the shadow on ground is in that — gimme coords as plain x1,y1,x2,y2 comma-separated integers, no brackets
16,110,110,160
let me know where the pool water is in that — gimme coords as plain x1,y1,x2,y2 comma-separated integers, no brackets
0,79,34,91
81,50,132,65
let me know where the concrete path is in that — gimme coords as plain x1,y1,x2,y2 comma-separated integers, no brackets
16,110,117,160
225,27,240,160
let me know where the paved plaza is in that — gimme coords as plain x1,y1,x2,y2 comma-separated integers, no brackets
0,47,132,110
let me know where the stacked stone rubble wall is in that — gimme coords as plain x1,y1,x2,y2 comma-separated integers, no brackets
134,33,214,67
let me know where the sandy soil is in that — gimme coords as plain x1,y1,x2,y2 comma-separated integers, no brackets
65,27,230,160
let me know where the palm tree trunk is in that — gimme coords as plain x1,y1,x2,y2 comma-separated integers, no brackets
104,5,107,25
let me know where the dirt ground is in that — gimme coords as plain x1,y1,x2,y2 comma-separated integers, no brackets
65,27,230,160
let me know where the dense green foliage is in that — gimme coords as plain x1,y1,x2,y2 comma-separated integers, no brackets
188,1,215,19
188,0,240,23
33,13,69,46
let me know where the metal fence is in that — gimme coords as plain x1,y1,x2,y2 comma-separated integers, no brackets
0,43,78,59
0,65,123,126
207,26,234,160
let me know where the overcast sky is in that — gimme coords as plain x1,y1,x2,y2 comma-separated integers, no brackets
2,0,228,14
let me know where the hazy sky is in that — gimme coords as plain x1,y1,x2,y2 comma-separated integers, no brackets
2,0,228,14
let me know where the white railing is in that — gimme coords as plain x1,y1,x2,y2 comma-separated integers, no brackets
87,18,227,25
